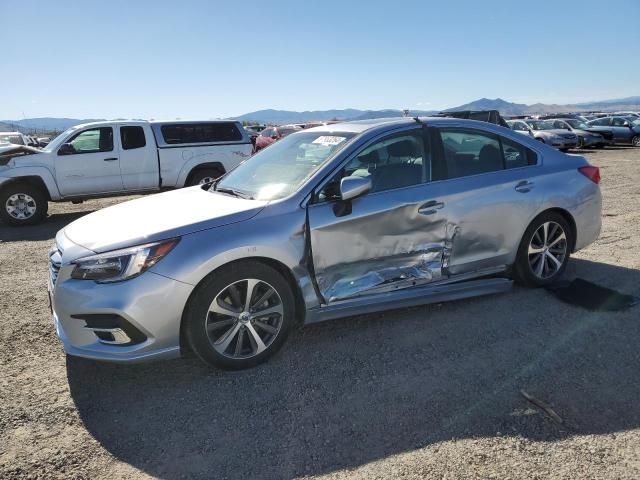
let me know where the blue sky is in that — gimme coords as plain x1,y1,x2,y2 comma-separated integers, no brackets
2,0,639,119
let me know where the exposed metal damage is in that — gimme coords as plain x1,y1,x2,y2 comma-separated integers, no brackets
0,145,41,166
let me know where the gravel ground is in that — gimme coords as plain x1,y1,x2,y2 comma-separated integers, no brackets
1,146,639,479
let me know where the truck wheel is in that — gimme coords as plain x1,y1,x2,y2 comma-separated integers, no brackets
0,182,48,226
187,168,224,186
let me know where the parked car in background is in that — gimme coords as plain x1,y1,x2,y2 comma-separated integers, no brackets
587,116,640,146
613,111,639,118
0,120,252,225
539,113,588,121
524,120,578,151
548,119,609,148
254,124,303,151
0,131,31,146
37,137,51,147
507,120,535,138
48,117,602,370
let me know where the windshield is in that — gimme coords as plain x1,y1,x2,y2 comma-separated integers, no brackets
0,134,24,145
566,120,589,129
43,126,81,152
215,131,356,200
527,120,556,131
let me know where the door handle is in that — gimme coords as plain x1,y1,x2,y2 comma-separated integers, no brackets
514,180,534,193
103,157,118,162
418,200,444,215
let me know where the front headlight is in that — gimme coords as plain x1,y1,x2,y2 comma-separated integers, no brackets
71,238,179,282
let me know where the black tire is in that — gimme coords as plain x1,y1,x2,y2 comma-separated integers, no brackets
186,168,224,187
0,182,48,226
184,262,295,370
513,212,572,287
632,135,640,147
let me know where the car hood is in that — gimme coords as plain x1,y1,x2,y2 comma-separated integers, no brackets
0,144,41,165
63,186,268,253
573,129,602,136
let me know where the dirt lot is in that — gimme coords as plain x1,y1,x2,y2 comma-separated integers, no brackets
1,146,639,479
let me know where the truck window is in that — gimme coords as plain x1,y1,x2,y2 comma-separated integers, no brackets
160,122,243,144
120,126,146,150
68,127,113,153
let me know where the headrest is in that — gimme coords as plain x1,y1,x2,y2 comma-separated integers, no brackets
387,139,415,157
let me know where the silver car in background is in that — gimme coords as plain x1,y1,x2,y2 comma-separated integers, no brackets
49,117,602,370
525,119,579,151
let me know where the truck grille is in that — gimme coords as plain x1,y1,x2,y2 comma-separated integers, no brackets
48,245,62,285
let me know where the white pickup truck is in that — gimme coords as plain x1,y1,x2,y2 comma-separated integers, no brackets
0,120,253,225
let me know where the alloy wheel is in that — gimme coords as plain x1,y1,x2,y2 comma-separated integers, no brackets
527,221,568,279
5,193,37,220
205,278,284,359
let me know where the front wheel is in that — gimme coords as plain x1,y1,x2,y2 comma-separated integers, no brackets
632,135,640,147
184,262,295,370
0,182,48,226
513,212,572,287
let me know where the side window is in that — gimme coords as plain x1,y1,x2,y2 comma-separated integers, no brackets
438,129,502,179
591,118,610,126
160,122,242,144
120,126,146,150
611,117,627,126
318,131,428,201
501,136,537,169
66,127,113,154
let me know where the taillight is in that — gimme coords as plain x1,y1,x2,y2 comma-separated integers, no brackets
578,166,600,184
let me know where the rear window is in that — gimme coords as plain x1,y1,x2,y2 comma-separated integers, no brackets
120,126,146,150
160,122,243,144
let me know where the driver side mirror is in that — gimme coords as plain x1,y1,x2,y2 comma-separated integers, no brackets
57,143,75,155
340,176,372,201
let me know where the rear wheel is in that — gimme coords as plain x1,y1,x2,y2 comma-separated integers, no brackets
0,182,48,226
187,168,224,186
513,212,572,287
184,262,295,370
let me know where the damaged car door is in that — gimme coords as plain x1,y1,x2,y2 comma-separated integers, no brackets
307,127,448,303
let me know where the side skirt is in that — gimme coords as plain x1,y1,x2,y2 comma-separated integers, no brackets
304,277,513,324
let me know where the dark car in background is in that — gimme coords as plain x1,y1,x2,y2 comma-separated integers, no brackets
254,124,303,151
549,119,609,148
587,116,640,146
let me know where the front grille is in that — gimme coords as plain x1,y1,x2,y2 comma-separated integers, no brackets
48,245,62,285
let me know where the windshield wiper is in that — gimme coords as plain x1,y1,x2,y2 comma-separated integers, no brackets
215,186,254,200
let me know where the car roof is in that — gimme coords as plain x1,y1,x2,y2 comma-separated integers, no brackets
0,131,23,135
305,116,521,137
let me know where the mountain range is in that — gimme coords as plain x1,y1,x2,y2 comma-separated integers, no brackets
3,96,639,131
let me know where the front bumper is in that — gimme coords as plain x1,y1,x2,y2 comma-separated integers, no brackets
50,260,193,363
551,138,578,149
580,135,610,147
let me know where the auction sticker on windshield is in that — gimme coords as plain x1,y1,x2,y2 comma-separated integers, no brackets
312,136,348,146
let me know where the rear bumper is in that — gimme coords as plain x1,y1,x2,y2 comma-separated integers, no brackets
573,185,602,252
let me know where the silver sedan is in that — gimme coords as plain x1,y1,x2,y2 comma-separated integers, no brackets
49,117,602,369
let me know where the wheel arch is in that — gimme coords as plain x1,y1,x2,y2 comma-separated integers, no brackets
0,175,52,201
180,162,226,187
178,256,306,356
522,207,577,253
